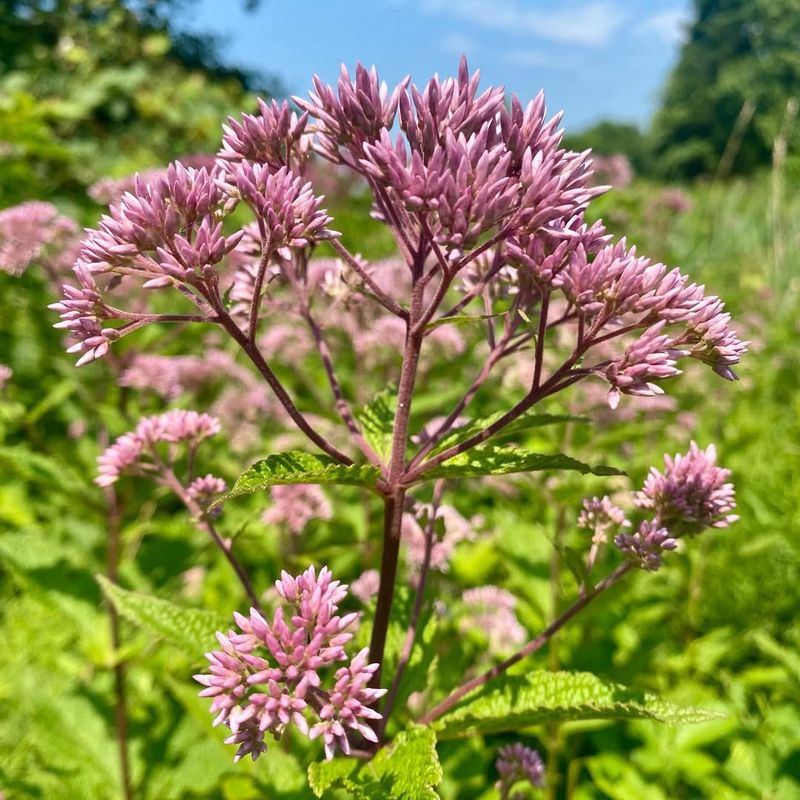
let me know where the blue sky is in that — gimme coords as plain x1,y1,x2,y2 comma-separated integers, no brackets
184,0,691,131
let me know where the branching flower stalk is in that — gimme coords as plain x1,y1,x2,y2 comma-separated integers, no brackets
49,58,746,764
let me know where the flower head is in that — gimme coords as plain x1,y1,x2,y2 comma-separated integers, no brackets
577,496,630,543
0,201,78,277
615,520,677,571
95,409,221,486
496,743,545,799
218,99,310,175
635,442,738,533
262,484,333,534
195,566,385,762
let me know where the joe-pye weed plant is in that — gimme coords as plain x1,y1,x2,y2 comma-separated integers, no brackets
49,59,746,796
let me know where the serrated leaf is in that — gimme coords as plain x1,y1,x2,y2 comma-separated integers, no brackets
97,576,225,653
428,411,587,457
355,386,397,461
308,725,442,799
418,444,622,482
433,670,725,739
215,451,381,507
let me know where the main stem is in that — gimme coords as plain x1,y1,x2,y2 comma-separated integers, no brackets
379,479,445,736
368,245,428,688
419,562,632,725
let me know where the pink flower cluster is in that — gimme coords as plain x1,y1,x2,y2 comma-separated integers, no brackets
96,409,221,486
600,442,738,571
49,58,745,413
634,442,738,533
495,743,545,798
402,502,479,573
0,201,78,277
461,586,526,655
195,566,385,762
262,484,333,534
577,495,630,544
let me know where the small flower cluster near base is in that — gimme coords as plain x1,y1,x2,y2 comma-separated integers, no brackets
579,443,737,572
195,566,386,762
495,743,545,799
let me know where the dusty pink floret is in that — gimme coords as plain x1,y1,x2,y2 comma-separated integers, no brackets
0,201,78,276
496,742,545,798
195,566,385,762
95,409,221,486
461,586,526,654
577,496,630,544
635,441,738,532
262,484,333,534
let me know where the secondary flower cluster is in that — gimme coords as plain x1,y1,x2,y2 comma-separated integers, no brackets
495,743,545,799
0,201,78,277
461,586,526,655
195,566,385,762
581,443,737,571
96,409,222,487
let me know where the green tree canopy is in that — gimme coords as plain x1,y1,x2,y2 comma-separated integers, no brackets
652,0,800,179
0,0,278,208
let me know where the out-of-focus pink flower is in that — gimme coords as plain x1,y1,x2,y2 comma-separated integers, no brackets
0,365,12,390
95,410,221,486
577,496,630,544
0,201,78,277
403,503,479,573
262,484,333,534
590,153,634,189
461,586,526,654
350,569,380,603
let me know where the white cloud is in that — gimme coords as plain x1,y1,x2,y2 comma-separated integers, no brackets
637,8,691,45
420,0,628,47
441,32,477,56
501,50,579,70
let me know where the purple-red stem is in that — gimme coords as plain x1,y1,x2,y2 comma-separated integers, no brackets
379,479,445,736
418,562,633,725
214,308,354,466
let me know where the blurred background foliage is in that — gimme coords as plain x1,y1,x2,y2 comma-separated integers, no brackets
1,0,800,798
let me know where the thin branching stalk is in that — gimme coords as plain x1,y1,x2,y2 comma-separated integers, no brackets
159,466,261,610
214,307,354,465
419,562,633,725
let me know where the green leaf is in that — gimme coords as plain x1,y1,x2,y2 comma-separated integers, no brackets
97,576,225,654
308,726,442,799
215,451,381,507
355,386,397,461
418,445,622,482
433,670,725,739
428,411,587,457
